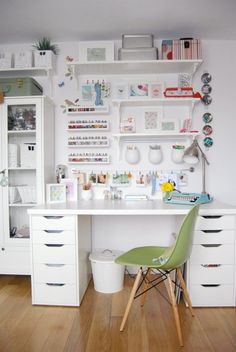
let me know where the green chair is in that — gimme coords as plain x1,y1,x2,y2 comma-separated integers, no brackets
115,205,199,347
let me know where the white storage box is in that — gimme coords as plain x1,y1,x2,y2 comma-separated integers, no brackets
8,186,21,204
34,50,55,68
14,51,32,68
8,144,20,167
89,249,124,293
17,185,36,203
20,143,36,168
122,34,154,49
0,51,12,68
118,47,158,61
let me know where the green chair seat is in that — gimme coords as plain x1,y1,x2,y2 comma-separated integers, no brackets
115,246,167,267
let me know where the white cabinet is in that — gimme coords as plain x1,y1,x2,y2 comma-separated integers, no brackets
0,96,54,274
187,214,236,306
30,214,92,306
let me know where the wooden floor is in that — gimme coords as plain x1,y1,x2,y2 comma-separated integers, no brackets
0,275,236,352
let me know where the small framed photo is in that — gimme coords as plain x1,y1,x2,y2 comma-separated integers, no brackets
129,83,149,98
79,41,114,63
160,119,179,133
144,107,163,131
47,184,66,203
81,84,94,102
150,83,163,98
113,82,128,99
60,178,79,201
97,173,107,185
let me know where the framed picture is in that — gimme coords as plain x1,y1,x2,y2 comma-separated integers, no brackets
60,178,79,201
46,184,66,203
113,82,128,99
129,83,149,98
97,173,107,185
144,107,163,131
79,41,114,63
160,118,179,133
150,83,163,98
81,84,94,102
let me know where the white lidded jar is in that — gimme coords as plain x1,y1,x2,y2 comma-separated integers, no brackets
125,145,140,164
171,145,185,163
148,145,162,164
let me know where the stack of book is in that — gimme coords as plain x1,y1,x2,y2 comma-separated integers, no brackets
162,38,202,60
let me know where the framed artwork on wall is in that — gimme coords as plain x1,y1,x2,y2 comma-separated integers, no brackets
129,83,149,98
144,107,163,131
150,83,163,98
79,41,114,62
160,118,179,133
46,184,66,203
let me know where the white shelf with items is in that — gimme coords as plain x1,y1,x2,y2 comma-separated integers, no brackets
66,105,109,114
68,152,110,164
67,59,202,76
67,119,109,131
68,136,109,148
112,97,201,109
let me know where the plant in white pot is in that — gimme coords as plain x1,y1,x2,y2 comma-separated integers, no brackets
33,37,59,68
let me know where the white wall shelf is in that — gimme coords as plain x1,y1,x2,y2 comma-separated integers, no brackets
112,97,201,109
8,130,36,135
66,105,109,114
67,59,202,76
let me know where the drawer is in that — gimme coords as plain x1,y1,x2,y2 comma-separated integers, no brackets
31,215,76,231
196,215,235,230
190,244,234,264
193,230,234,245
189,264,234,284
189,284,234,307
32,244,76,264
32,230,75,244
33,263,76,284
33,283,78,306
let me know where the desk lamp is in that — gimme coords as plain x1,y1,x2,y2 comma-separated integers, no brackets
183,138,212,201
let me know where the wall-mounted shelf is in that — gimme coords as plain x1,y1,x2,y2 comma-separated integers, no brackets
112,97,201,109
67,59,202,76
68,136,109,148
68,152,110,164
67,120,109,131
8,130,36,135
66,105,109,114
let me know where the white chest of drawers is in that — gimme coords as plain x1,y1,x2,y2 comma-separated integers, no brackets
187,214,236,307
30,214,91,306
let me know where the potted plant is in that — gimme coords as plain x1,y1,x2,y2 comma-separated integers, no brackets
33,37,59,68
81,183,93,200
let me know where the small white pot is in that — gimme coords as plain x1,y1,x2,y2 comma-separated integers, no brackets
125,146,140,164
148,146,162,164
81,189,93,200
171,146,185,164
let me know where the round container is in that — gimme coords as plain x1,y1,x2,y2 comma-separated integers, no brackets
125,145,140,164
81,189,93,200
89,249,125,293
171,145,185,164
148,145,162,164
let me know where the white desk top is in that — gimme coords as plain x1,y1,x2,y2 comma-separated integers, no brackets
27,199,236,216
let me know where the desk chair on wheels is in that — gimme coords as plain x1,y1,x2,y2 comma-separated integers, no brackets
115,205,199,347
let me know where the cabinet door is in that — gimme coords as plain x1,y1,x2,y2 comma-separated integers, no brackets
1,97,42,247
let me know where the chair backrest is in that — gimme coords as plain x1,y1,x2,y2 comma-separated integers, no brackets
159,205,199,270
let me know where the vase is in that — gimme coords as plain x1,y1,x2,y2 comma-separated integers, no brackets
171,145,185,164
162,192,170,201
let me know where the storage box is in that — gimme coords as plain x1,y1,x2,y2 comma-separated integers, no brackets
14,51,32,68
0,77,43,96
34,50,55,68
8,144,20,167
118,47,158,61
0,51,12,68
122,34,154,49
20,143,36,168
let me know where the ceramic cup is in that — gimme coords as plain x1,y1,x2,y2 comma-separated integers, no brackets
125,145,140,164
148,145,162,164
171,145,185,164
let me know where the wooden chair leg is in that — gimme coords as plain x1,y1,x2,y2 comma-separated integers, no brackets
140,269,151,307
176,267,194,317
167,273,184,347
120,268,142,332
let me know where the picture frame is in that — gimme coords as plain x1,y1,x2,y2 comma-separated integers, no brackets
46,184,66,203
60,178,79,201
144,107,163,131
113,82,129,100
150,83,163,99
81,84,94,102
129,83,149,99
79,41,114,63
160,118,179,133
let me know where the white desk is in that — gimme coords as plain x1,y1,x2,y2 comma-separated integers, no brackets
28,200,236,307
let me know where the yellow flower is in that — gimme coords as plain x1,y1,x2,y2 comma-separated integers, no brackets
161,182,174,192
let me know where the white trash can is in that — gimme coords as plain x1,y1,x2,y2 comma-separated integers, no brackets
89,249,125,293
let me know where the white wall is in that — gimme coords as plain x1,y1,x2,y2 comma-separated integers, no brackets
1,39,236,207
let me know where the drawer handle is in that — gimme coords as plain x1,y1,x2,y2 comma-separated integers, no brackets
44,230,63,234
46,283,65,287
201,284,220,287
43,216,64,220
201,264,221,268
202,230,222,233
44,244,64,247
45,264,65,267
201,244,222,248
201,216,222,219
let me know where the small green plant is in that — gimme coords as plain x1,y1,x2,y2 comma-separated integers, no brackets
33,37,59,55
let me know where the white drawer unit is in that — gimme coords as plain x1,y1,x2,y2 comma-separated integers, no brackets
187,213,236,307
30,214,92,307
